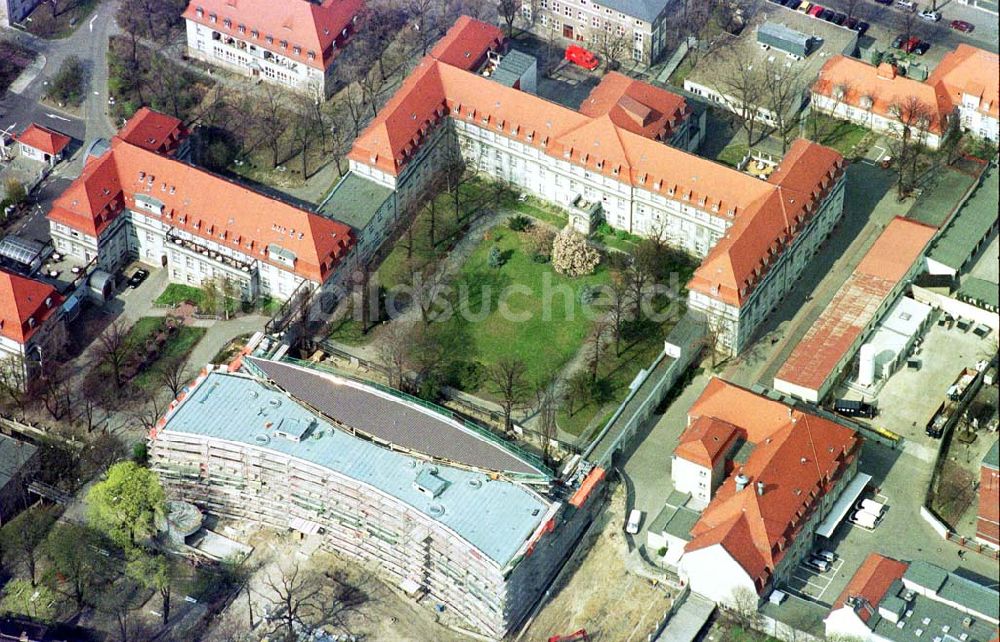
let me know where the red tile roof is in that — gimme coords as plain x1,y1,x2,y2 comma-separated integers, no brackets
0,268,62,345
681,378,862,591
428,15,505,71
48,111,354,282
578,72,689,140
813,56,947,135
15,124,71,156
928,44,999,120
675,415,742,468
349,18,844,310
832,553,909,622
775,217,937,393
117,107,188,155
182,0,363,70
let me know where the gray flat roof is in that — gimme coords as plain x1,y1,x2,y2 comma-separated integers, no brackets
958,277,998,309
491,50,536,88
984,440,999,470
160,370,550,566
928,165,999,271
319,171,394,232
0,434,36,490
246,357,548,476
595,0,671,23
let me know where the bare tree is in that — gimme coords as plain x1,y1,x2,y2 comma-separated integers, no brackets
588,26,631,72
726,586,762,631
587,320,611,382
376,323,410,390
708,42,767,146
262,562,337,640
251,84,289,169
159,357,193,398
292,95,325,179
606,276,633,357
887,95,934,196
96,319,134,390
0,355,31,418
762,56,808,153
535,375,560,464
487,358,531,432
499,0,521,37
411,267,452,325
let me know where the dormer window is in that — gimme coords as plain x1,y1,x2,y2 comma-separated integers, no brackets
307,51,316,61
209,13,217,23
238,24,246,34
265,35,273,44
251,29,259,39
27,317,36,328
196,7,203,17
279,40,288,50
223,18,231,28
44,296,53,308
293,46,301,55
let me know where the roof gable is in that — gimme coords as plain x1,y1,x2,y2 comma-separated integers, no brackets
16,124,71,156
0,268,62,344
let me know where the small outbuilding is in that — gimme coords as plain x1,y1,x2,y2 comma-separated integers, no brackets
15,124,71,167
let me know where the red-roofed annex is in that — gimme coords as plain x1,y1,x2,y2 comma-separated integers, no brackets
672,378,862,604
47,109,354,302
183,0,364,99
346,16,849,355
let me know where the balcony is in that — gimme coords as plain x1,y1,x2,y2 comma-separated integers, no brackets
166,229,254,273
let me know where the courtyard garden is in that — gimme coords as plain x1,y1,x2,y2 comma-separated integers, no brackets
124,317,207,390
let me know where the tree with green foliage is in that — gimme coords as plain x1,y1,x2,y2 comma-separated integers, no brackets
0,579,57,622
0,506,57,586
87,461,166,549
46,55,87,106
42,523,109,609
488,245,504,269
127,550,175,624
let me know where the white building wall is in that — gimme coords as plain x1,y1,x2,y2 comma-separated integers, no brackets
810,92,944,149
680,544,757,604
671,456,713,505
825,607,882,642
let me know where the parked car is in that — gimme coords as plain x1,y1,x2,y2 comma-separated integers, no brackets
798,0,812,11
896,0,916,10
830,11,847,23
914,40,931,54
814,549,837,563
855,20,871,34
834,399,877,418
903,36,922,53
819,8,835,19
891,33,907,48
804,557,830,572
845,16,859,29
128,268,150,289
809,4,825,16
950,19,974,32
564,45,599,71
874,0,894,5
919,9,941,20
855,498,886,517
786,0,802,9
625,509,642,534
849,510,880,530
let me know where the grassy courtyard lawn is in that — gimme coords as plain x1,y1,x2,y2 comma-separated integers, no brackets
325,317,370,346
129,317,207,390
445,228,612,390
25,0,98,39
155,283,247,317
804,113,871,157
715,142,750,168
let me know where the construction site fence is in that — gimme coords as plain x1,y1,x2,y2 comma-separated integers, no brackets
280,356,552,477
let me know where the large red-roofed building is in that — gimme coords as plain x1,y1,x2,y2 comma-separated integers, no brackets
347,16,848,354
669,378,863,604
182,0,363,99
47,108,354,302
0,268,65,381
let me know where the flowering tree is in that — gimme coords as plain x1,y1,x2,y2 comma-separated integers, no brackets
552,229,600,277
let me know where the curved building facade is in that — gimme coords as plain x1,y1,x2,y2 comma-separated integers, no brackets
149,360,600,638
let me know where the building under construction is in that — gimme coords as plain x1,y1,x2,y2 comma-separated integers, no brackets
148,357,603,639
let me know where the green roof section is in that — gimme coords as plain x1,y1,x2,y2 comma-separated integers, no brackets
984,440,999,470
926,165,999,271
936,571,1000,622
958,277,999,310
318,171,394,232
648,491,700,540
903,560,948,592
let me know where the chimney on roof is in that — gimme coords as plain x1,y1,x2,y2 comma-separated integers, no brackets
735,473,750,492
756,480,765,496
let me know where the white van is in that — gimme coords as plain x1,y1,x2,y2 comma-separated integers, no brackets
626,509,642,534
859,498,886,517
850,510,879,530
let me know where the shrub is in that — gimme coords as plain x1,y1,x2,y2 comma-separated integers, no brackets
552,228,600,277
3,179,26,205
579,285,598,305
508,214,532,232
488,245,504,268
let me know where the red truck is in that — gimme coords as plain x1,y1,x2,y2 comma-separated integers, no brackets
565,45,599,71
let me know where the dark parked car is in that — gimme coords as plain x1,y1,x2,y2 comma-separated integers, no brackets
786,0,802,8
891,34,907,48
950,19,974,32
914,41,931,55
834,399,878,419
819,8,835,19
845,16,859,29
873,0,893,5
855,20,870,34
128,268,150,289
831,11,847,24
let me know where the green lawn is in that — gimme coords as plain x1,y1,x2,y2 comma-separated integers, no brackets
325,317,371,346
716,142,750,168
129,318,207,390
804,113,871,157
444,229,612,390
154,283,260,317
155,284,204,307
25,0,98,39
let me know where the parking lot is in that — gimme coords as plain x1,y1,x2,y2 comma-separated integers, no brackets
784,556,847,603
833,315,994,448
